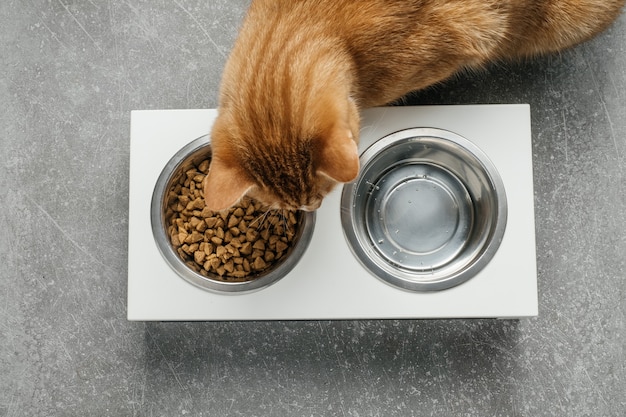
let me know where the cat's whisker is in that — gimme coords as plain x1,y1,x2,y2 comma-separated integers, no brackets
256,208,273,231
280,209,290,236
339,205,355,218
249,209,269,228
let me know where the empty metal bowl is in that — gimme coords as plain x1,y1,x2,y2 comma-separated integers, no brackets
341,128,507,291
151,135,315,294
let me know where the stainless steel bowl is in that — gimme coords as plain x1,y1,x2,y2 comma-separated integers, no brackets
151,135,316,294
341,128,507,291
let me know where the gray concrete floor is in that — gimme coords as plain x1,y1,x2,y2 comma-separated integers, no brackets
1,1,625,416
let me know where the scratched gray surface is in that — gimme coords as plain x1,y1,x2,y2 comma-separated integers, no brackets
1,1,625,416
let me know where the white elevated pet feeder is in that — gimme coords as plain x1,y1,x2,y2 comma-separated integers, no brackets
128,105,537,320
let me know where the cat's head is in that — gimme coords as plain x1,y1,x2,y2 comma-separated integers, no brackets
203,95,360,212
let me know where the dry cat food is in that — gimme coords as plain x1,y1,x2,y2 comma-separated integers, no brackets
164,158,299,281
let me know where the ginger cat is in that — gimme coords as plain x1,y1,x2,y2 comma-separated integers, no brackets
204,0,624,211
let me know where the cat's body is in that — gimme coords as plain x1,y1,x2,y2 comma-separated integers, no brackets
204,0,624,211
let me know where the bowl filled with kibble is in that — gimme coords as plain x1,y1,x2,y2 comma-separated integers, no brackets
151,135,316,293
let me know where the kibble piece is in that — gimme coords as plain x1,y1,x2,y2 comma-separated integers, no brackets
253,257,267,270
225,244,240,257
223,260,235,273
196,220,207,232
229,237,242,248
189,231,204,243
232,270,248,278
194,251,206,264
245,229,258,242
198,159,210,174
275,240,289,253
189,217,201,229
227,215,239,229
215,245,227,258
178,195,190,207
240,242,252,256
205,216,218,228
204,257,222,271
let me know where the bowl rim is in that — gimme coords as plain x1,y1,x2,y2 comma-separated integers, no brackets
340,127,508,292
150,134,316,294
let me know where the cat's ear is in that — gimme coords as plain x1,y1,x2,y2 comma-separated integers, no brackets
317,128,360,183
203,158,253,211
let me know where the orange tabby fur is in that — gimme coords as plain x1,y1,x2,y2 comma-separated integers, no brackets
204,0,624,211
